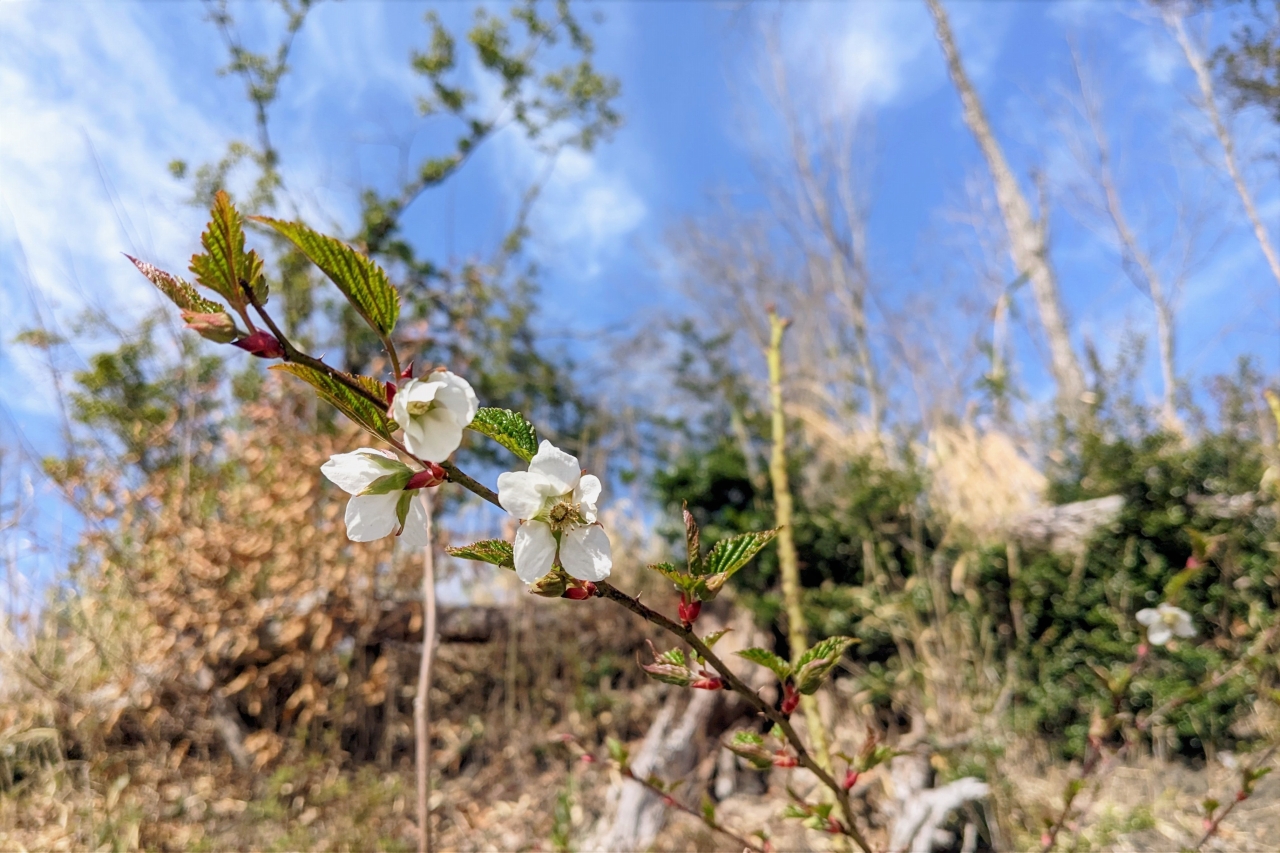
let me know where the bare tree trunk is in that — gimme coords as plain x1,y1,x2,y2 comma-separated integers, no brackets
1067,52,1181,430
415,491,437,853
766,310,834,773
927,0,1087,418
1167,8,1280,290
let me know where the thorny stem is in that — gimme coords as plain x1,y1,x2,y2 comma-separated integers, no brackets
620,766,766,853
1193,746,1277,851
241,291,871,852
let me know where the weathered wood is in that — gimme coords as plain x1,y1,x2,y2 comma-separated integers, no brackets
1004,495,1124,555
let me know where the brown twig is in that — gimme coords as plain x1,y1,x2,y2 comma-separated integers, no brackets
416,490,438,853
621,767,766,853
1193,746,1277,851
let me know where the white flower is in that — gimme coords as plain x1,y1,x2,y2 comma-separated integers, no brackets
321,448,429,548
390,370,478,461
496,440,612,584
1136,602,1196,646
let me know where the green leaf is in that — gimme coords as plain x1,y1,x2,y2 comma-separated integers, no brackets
468,407,538,462
395,491,414,534
726,730,773,769
127,255,225,315
793,636,856,695
701,628,732,650
271,363,397,442
253,216,399,338
657,648,687,668
735,648,791,682
446,539,515,570
700,794,716,826
190,190,265,309
703,529,778,578
683,502,702,574
606,737,629,768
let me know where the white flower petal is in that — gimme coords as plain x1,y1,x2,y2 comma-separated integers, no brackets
1174,614,1197,638
528,440,581,494
575,474,602,508
403,407,465,461
391,378,439,425
427,370,478,426
497,471,546,520
322,449,401,495
344,493,401,542
1147,624,1173,646
560,524,612,582
398,496,430,550
514,522,557,583
1136,608,1159,627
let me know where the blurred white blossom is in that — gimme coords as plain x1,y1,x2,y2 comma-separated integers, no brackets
1136,602,1196,646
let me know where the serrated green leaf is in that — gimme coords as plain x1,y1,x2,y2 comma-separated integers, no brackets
703,529,778,578
782,804,809,820
683,502,702,574
128,255,226,314
658,648,687,668
726,730,773,769
793,636,856,695
468,407,538,462
445,539,515,570
190,190,265,310
736,648,791,682
701,628,732,650
254,216,399,338
271,363,396,441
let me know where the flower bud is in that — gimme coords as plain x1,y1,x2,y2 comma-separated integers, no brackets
827,817,842,835
677,593,702,626
232,330,285,359
530,572,570,598
690,676,723,690
406,463,447,490
842,770,858,790
563,586,592,601
580,754,596,765
181,310,239,344
399,362,414,380
385,382,397,406
1236,790,1248,802
781,683,800,716
772,751,798,768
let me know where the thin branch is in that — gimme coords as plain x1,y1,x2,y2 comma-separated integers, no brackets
621,767,765,853
416,490,438,853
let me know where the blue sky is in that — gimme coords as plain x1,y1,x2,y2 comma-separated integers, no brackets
2,0,1279,603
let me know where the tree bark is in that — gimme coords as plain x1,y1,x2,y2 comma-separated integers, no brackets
927,0,1087,418
1167,9,1280,291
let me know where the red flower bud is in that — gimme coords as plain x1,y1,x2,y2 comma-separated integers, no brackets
231,330,284,359
690,676,723,690
385,382,397,406
1187,555,1202,569
662,795,676,808
563,586,592,601
406,463,447,490
781,683,800,716
399,361,414,380
772,751,799,768
678,593,702,626
1236,790,1248,802
842,770,858,790
1137,642,1149,659
580,754,596,764
827,817,842,835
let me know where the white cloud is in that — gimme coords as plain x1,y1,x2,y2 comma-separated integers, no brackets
0,3,230,415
